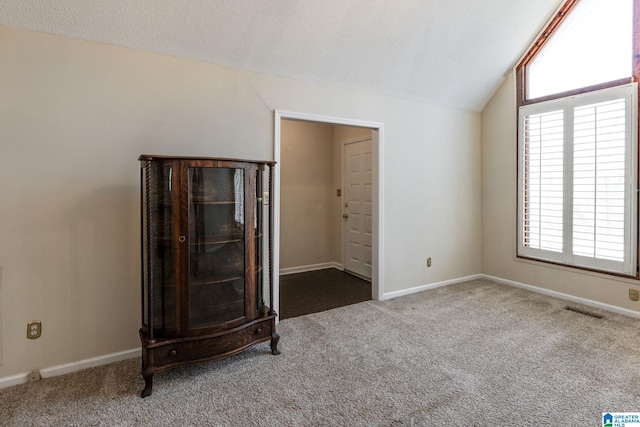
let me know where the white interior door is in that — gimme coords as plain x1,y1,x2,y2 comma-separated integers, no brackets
343,137,373,280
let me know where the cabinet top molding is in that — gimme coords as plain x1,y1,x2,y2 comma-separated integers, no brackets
138,154,276,166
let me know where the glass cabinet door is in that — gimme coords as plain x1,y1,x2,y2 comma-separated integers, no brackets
187,166,246,329
255,168,264,311
142,165,176,334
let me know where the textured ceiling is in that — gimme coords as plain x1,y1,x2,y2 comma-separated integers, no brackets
0,0,563,111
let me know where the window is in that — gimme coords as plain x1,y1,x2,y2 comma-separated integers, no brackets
516,0,639,276
518,84,637,274
527,0,633,99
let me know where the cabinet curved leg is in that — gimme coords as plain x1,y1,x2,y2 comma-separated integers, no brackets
270,332,281,355
141,364,154,398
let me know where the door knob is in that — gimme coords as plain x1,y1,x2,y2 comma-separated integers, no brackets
342,214,349,219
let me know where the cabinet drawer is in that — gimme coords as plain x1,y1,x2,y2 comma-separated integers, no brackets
154,319,274,369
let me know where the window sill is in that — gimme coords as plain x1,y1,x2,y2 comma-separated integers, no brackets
514,255,640,283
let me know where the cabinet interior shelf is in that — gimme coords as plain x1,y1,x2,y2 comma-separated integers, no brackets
191,273,244,286
190,199,237,205
191,235,243,245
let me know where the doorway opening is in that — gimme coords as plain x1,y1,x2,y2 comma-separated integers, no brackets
273,111,384,319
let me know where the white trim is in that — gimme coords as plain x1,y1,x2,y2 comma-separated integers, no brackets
483,274,640,319
517,83,638,275
381,272,640,319
273,113,282,323
274,111,385,316
0,373,28,389
371,128,383,301
381,274,484,300
275,111,383,129
0,348,139,390
3,272,639,390
280,262,343,276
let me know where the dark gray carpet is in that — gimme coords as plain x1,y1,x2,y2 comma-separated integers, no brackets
1,279,639,426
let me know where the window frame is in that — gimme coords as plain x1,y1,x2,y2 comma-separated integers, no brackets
515,0,640,278
518,83,638,275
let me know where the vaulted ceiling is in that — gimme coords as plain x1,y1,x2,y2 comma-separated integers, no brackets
0,0,563,111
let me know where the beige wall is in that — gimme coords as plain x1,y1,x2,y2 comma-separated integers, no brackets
481,72,640,313
0,25,481,379
280,120,335,269
279,122,371,270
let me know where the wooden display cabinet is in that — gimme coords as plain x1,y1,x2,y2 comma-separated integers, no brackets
138,155,279,398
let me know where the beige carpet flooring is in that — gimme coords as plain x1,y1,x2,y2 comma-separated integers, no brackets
2,279,640,426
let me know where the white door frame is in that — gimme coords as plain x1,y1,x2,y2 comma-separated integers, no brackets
341,135,374,280
273,110,384,319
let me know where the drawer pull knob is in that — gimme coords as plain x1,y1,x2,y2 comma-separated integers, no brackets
169,349,177,357
255,328,262,334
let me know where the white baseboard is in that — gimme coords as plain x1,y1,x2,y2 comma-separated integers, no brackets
3,273,636,389
381,274,483,300
280,262,342,276
0,348,139,390
0,373,29,389
483,274,640,319
381,273,640,319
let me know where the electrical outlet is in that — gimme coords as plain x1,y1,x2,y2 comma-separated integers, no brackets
629,288,639,301
27,369,41,383
27,321,41,339
427,257,432,268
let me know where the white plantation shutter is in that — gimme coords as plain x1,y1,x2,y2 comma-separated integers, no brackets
572,99,627,262
523,110,564,254
518,83,637,275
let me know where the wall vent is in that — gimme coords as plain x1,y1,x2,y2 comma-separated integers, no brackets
564,306,604,319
